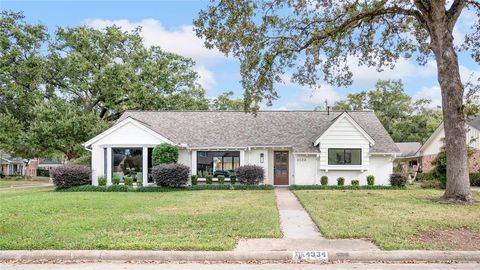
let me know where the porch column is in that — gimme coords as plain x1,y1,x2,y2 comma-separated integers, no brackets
106,147,112,186
239,150,245,166
142,147,148,186
191,150,197,176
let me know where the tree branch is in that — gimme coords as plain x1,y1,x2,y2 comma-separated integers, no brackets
447,0,467,30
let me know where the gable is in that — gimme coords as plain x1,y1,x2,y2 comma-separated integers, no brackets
83,117,175,148
314,113,375,146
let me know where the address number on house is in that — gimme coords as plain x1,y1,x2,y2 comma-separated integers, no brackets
292,251,328,261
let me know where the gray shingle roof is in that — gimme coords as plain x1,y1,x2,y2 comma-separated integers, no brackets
395,142,421,157
117,111,400,153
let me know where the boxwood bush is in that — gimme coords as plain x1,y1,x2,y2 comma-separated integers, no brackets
351,179,359,186
337,177,345,186
98,176,106,186
152,164,190,187
390,173,407,187
106,185,133,192
191,175,198,186
218,175,225,185
367,175,375,186
206,174,213,184
470,173,480,186
235,165,264,185
51,166,91,189
124,176,133,186
230,174,237,185
112,176,120,185
320,175,328,186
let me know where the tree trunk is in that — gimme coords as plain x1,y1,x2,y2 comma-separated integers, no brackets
430,10,475,203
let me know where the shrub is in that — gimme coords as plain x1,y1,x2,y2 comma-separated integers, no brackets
351,179,359,186
320,176,328,186
337,177,345,186
218,175,225,185
152,164,190,187
136,179,143,187
470,173,480,187
235,165,264,185
98,176,106,186
152,143,179,165
124,176,133,186
290,185,405,190
106,185,133,192
37,168,50,177
56,185,106,192
191,175,198,186
389,173,407,187
112,176,120,185
367,175,375,186
206,174,213,185
230,174,237,185
51,166,91,189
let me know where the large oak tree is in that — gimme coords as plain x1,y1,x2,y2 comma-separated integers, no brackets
194,0,480,203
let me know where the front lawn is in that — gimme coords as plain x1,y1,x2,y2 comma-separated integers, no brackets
294,189,480,250
0,179,49,187
0,188,280,250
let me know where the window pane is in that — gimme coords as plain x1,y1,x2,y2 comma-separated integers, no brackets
112,148,143,182
347,149,361,165
197,151,240,177
328,149,344,165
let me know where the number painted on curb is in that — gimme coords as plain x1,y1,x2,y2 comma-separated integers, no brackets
292,251,328,261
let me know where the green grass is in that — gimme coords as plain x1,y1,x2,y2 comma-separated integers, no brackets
0,188,281,250
0,179,49,187
293,189,480,250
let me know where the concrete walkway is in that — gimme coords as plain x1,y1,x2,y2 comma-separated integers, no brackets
235,188,378,252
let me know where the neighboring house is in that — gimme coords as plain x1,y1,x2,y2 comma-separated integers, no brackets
394,142,422,178
37,159,64,177
415,116,480,173
0,151,36,177
83,111,400,186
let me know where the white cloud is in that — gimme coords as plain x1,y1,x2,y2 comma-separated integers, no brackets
415,85,442,108
83,18,225,90
347,56,437,85
301,85,342,106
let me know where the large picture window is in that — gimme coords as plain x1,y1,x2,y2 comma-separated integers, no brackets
112,148,143,182
197,151,240,178
328,148,361,165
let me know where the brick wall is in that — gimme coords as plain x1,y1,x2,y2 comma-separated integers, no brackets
421,149,480,173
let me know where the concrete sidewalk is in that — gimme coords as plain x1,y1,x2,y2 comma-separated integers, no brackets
235,188,378,252
0,183,52,190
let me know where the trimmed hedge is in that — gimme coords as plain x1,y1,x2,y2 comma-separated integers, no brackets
98,176,107,186
367,175,375,186
389,173,407,187
230,175,237,185
290,185,406,190
152,164,190,187
51,166,91,189
58,184,274,192
191,175,198,186
235,165,264,185
218,175,225,185
320,176,328,186
337,177,345,186
351,179,359,186
152,143,179,165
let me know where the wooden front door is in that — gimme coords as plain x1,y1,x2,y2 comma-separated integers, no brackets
274,151,289,185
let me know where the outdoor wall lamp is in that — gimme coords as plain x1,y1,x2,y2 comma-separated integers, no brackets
260,153,264,163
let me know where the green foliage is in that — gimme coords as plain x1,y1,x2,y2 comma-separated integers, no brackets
218,175,225,185
431,148,475,189
98,176,106,186
290,185,405,190
470,173,480,187
389,173,407,187
351,180,360,186
210,91,244,110
191,175,198,186
206,174,213,185
124,176,133,186
229,174,237,185
367,175,375,186
136,179,143,188
320,176,328,186
106,185,133,192
337,177,345,186
112,176,120,185
152,143,179,166
37,168,50,177
56,185,107,192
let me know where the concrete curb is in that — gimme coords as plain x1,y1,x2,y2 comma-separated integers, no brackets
1,250,480,263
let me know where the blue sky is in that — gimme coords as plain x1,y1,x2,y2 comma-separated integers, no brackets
2,0,479,110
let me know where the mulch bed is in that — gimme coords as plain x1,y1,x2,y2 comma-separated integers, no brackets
415,228,480,250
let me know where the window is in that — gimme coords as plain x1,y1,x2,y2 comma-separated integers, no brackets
197,151,240,177
328,149,361,165
112,148,143,182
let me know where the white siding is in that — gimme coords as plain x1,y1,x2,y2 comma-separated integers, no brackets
318,116,370,171
293,155,318,185
421,124,480,156
246,149,269,181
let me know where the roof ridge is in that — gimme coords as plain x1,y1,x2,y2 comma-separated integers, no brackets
123,110,374,113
